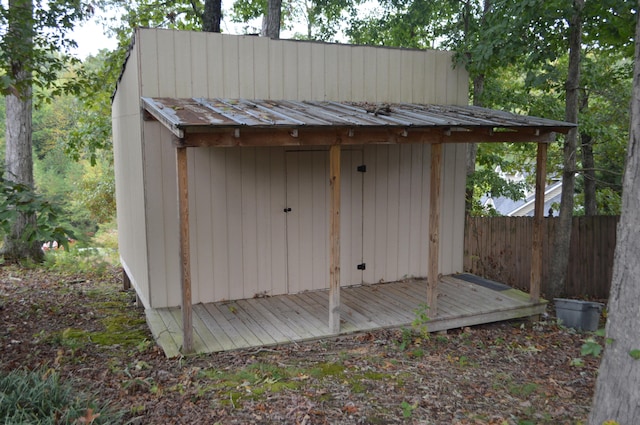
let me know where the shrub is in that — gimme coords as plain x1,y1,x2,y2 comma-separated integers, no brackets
0,367,121,424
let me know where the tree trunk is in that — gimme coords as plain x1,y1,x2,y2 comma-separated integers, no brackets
202,0,222,32
464,0,491,215
465,73,484,213
548,0,583,298
2,0,43,262
589,8,640,422
261,0,282,39
581,132,598,215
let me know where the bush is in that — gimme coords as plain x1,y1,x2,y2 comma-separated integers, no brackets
0,368,121,424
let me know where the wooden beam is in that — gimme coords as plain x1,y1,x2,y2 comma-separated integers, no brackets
179,127,557,148
530,142,547,303
428,143,443,317
329,144,341,334
176,147,194,353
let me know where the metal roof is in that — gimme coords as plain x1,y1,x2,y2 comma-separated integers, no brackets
141,97,576,147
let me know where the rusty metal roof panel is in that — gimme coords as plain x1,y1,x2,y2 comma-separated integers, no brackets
141,97,576,134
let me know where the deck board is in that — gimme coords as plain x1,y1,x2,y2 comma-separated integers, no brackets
146,275,547,357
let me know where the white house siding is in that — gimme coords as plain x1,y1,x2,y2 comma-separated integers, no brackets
113,28,469,308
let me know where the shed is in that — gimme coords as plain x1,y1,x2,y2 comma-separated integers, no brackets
112,28,575,356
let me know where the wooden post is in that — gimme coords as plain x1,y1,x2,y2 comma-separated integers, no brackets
176,147,194,353
530,142,548,303
329,144,341,334
122,268,131,291
428,143,442,317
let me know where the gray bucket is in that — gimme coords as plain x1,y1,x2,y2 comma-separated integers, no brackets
554,298,604,331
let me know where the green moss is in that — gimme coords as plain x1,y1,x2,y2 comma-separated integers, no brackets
309,362,346,378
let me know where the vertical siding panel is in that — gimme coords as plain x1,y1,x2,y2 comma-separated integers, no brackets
269,149,287,295
410,51,426,103
374,146,389,281
211,149,229,301
156,30,177,97
143,122,166,307
238,37,255,98
421,51,437,103
226,149,244,299
434,51,450,104
173,31,192,96
222,35,240,98
311,43,326,100
387,49,402,103
337,46,352,101
324,44,339,100
340,150,353,285
297,43,312,100
350,46,365,101
139,29,160,97
397,145,412,276
421,145,431,277
190,32,209,96
194,148,213,303
161,129,181,307
400,50,414,102
187,149,200,303
385,145,400,281
408,144,424,277
346,149,363,285
285,153,301,293
451,143,467,272
282,41,299,100
206,34,224,97
375,48,390,102
311,151,329,290
253,37,270,98
457,64,469,105
362,145,376,283
241,149,259,297
363,47,377,102
255,147,272,296
268,40,284,100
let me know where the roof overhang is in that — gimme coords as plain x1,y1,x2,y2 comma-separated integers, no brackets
141,97,576,148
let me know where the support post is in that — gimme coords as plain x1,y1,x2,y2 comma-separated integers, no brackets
428,143,442,317
329,144,341,334
177,147,194,353
530,142,548,303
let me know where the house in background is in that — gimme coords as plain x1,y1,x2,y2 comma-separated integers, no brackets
111,28,574,356
482,170,563,216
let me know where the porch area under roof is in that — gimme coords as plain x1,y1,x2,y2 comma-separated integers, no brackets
146,274,547,358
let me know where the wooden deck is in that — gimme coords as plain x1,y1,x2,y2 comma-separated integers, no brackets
146,275,547,357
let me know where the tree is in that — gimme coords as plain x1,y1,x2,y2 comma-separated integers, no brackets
589,5,640,422
1,1,89,261
261,0,281,38
547,0,583,298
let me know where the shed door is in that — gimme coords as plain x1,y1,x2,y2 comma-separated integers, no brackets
285,150,363,294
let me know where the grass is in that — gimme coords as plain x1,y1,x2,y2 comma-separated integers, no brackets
0,368,122,424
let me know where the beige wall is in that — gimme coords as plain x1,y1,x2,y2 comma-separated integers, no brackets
113,28,469,308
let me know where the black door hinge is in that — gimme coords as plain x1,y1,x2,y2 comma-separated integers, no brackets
357,165,367,173
357,263,366,270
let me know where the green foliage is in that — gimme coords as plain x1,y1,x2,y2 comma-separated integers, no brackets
400,400,417,419
0,367,121,424
0,1,91,98
0,176,75,252
628,350,640,360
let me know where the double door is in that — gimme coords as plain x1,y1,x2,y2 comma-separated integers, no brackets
285,149,364,293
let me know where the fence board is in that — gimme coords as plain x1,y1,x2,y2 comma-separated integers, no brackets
464,216,618,299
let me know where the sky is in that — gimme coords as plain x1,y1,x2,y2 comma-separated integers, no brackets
70,2,277,59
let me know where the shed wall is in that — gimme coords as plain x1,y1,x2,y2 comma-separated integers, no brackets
111,42,152,307
122,28,469,308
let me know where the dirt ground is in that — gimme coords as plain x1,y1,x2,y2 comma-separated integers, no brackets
0,264,602,424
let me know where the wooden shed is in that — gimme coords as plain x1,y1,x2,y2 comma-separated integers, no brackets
112,28,574,356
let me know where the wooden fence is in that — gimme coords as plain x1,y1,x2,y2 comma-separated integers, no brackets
464,216,619,299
